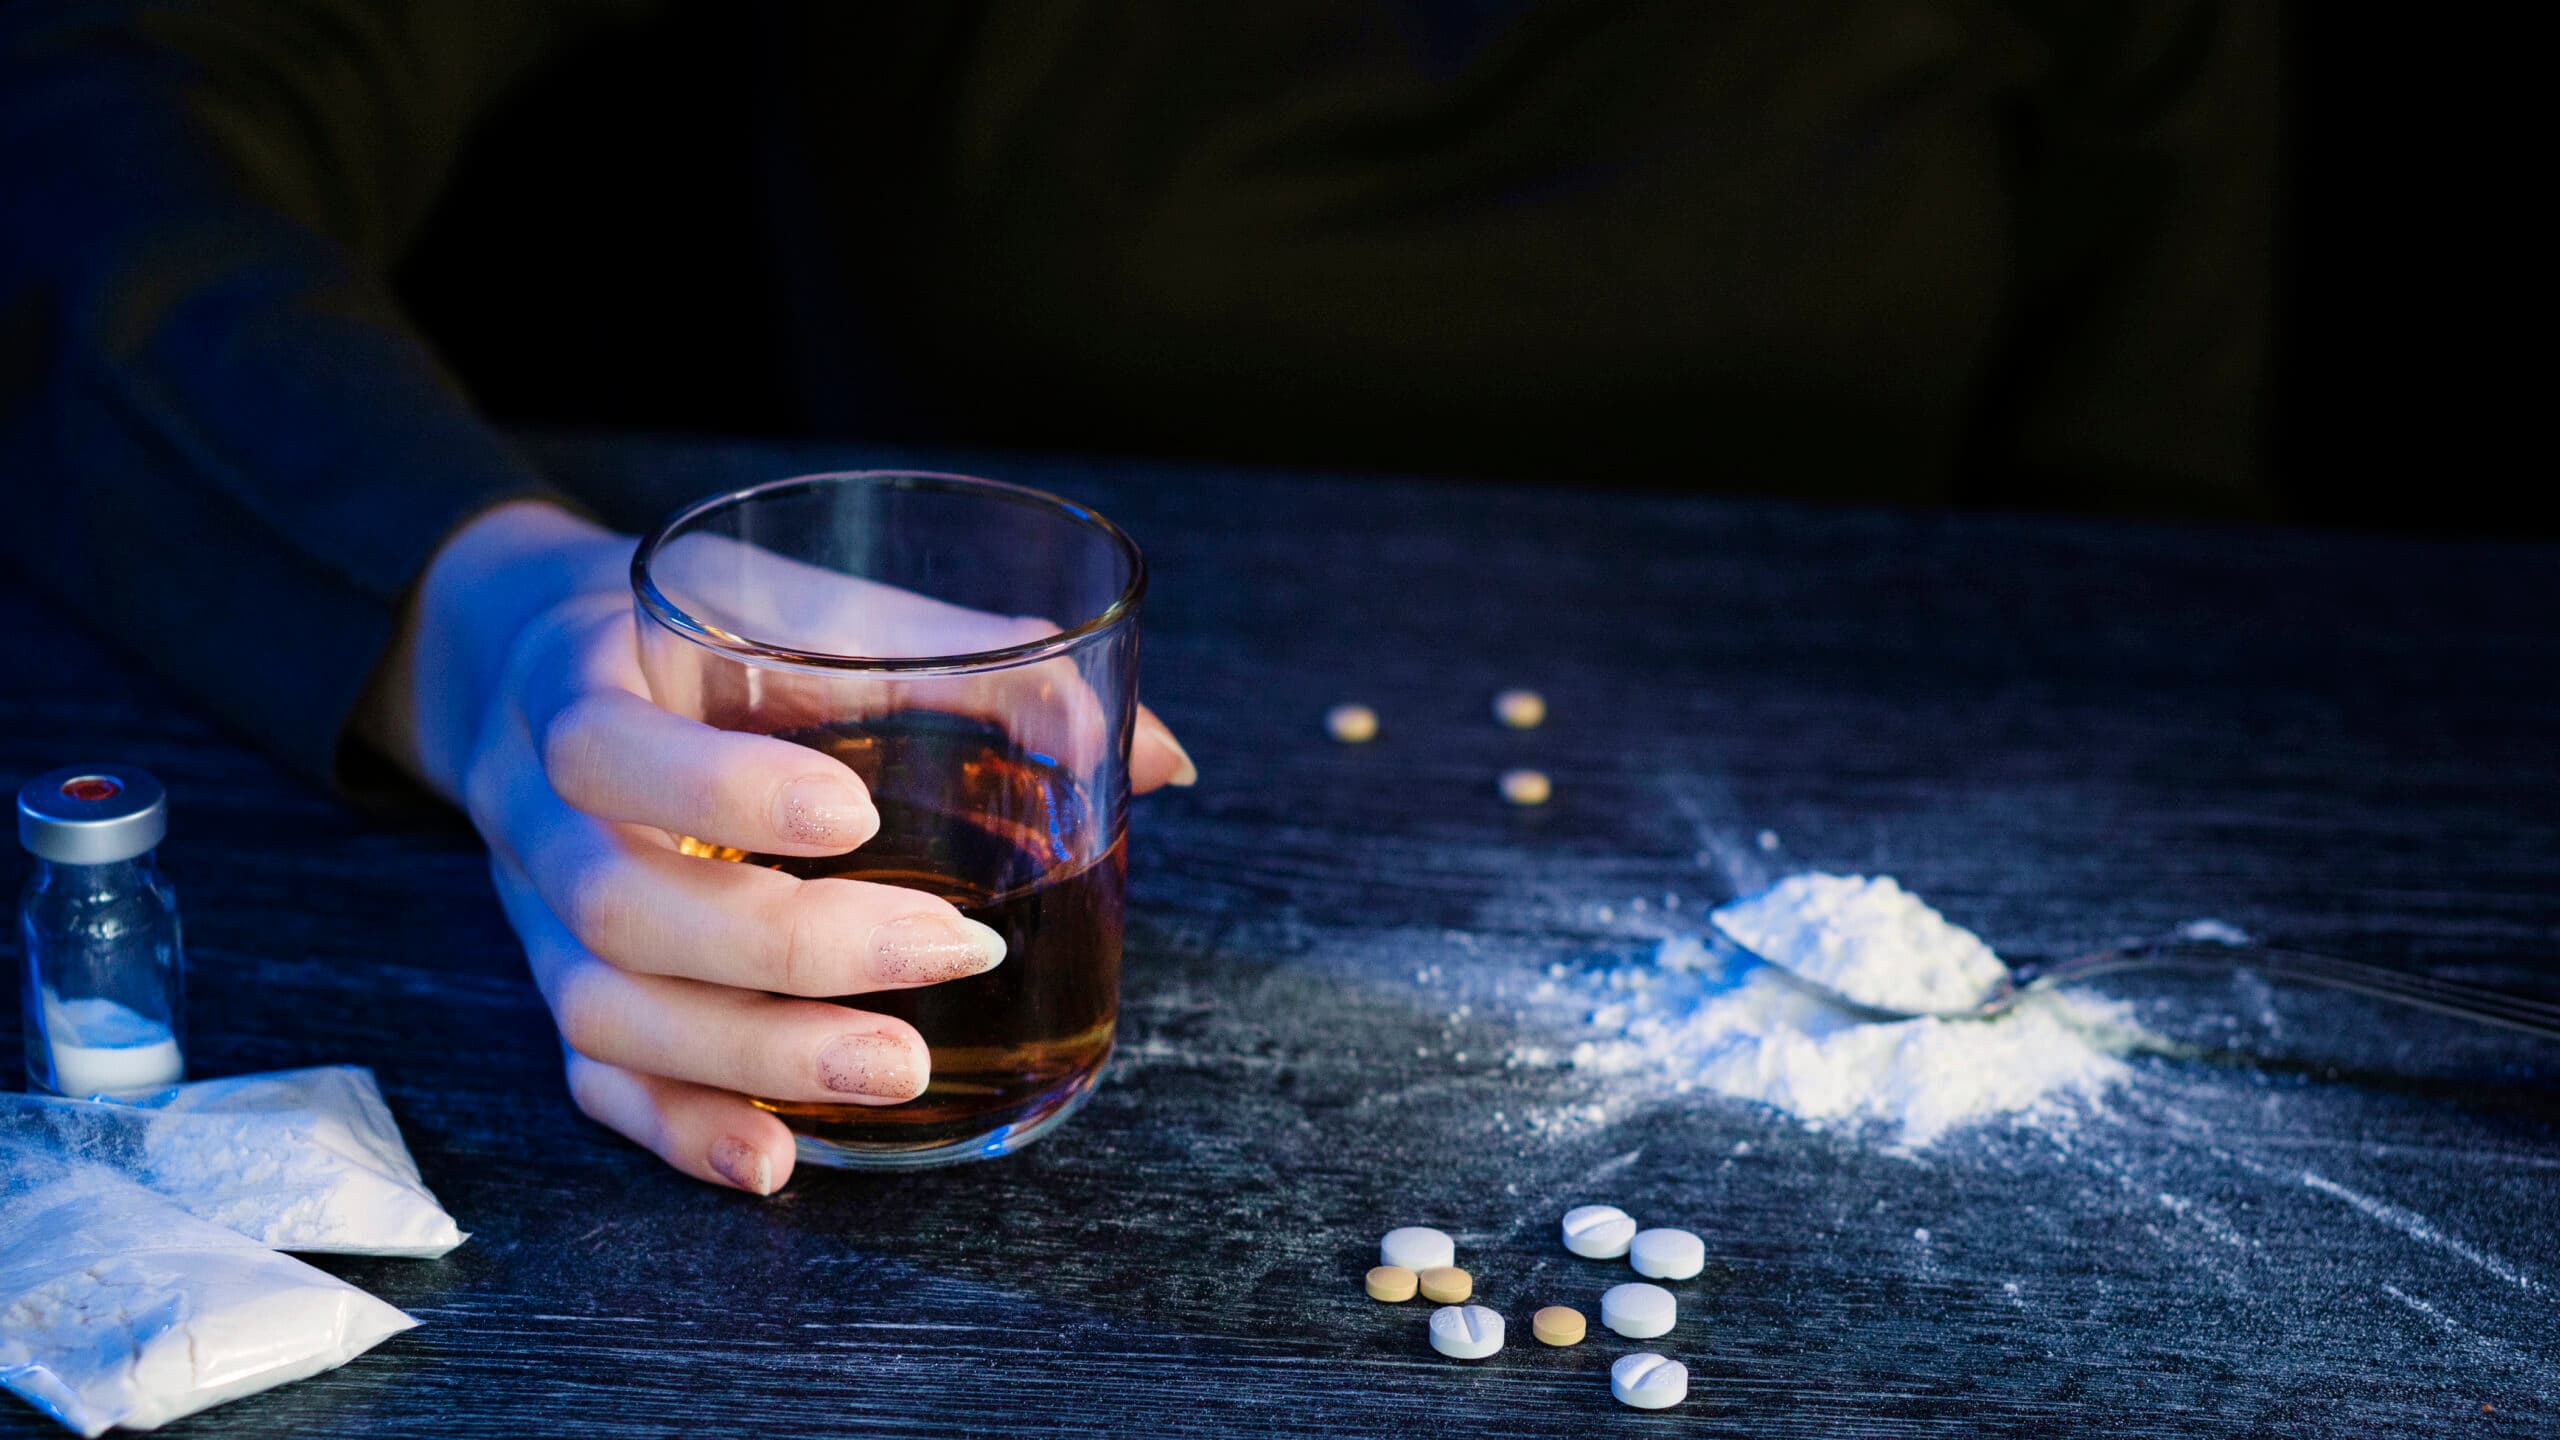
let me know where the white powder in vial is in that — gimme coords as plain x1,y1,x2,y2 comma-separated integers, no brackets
1566,874,2143,1146
38,994,182,1100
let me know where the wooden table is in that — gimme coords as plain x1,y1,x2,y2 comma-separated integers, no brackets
4,433,2555,1437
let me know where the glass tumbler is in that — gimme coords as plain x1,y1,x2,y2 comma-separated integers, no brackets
632,471,1143,1168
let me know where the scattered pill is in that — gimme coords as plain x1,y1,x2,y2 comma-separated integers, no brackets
1427,1304,1505,1360
1629,1227,1706,1281
1326,703,1379,743
1611,1352,1690,1410
1365,1265,1418,1302
1600,1282,1676,1339
1417,1266,1473,1304
1492,688,1546,729
1380,1226,1455,1271
1561,1204,1637,1259
1531,1305,1587,1346
1498,768,1551,806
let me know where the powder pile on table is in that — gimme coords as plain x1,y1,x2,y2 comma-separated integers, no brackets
1557,874,2145,1146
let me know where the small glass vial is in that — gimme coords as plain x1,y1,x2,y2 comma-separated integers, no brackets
17,763,186,1099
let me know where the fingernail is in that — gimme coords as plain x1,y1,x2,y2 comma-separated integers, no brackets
818,1033,924,1099
1158,730,1199,787
709,1135,774,1195
776,776,876,848
871,913,1008,984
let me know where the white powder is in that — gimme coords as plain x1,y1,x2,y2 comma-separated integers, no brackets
0,1068,464,1259
1562,874,2144,1146
38,995,182,1100
0,1160,414,1437
2175,918,2253,946
1712,874,2009,1013
141,1069,466,1258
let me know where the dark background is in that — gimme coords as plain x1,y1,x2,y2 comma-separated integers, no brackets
391,6,2548,538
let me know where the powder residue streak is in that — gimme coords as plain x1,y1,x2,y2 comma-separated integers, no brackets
1558,874,2146,1146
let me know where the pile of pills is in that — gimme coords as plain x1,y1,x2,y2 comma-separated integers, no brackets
1363,1207,1707,1411
1322,690,1554,805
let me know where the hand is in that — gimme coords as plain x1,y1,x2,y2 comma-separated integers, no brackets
358,501,1194,1194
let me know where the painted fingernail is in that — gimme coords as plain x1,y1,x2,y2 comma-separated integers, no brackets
1159,730,1199,787
776,776,876,848
818,1033,925,1099
871,913,1008,984
709,1135,774,1195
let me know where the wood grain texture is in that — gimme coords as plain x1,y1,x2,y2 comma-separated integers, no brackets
3,431,2555,1438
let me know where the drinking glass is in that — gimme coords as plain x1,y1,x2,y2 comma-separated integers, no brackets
631,471,1143,1168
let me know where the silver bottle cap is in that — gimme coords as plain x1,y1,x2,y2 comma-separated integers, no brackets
18,764,168,865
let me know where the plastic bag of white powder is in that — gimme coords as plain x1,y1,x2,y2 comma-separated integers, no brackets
0,1067,463,1257
1,1067,460,1433
0,1157,415,1436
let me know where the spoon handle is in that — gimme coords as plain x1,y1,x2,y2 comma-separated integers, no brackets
2029,944,2560,1041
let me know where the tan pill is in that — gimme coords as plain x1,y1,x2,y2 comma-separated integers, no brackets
1532,1305,1587,1346
1498,768,1552,806
1417,1266,1473,1303
1365,1265,1419,1302
1326,703,1380,743
1493,688,1547,729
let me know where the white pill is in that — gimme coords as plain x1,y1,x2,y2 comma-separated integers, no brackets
1428,1304,1505,1360
1611,1352,1689,1410
1561,1204,1637,1259
1600,1282,1676,1339
1380,1226,1455,1271
1629,1227,1705,1280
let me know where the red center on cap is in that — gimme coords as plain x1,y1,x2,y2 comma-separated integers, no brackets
61,776,121,802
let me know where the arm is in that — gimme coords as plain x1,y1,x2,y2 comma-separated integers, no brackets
0,0,638,789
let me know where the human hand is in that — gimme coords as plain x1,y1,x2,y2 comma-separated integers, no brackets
359,501,1192,1193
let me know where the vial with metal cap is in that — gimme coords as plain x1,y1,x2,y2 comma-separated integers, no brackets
17,763,187,1099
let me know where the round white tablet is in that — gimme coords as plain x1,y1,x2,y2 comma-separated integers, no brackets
1380,1226,1455,1271
1428,1304,1505,1360
1600,1282,1676,1339
1561,1204,1637,1259
1629,1227,1705,1280
1611,1352,1689,1410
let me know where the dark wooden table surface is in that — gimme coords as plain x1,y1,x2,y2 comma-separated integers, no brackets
5,433,2557,1438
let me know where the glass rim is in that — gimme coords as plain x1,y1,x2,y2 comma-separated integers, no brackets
630,470,1147,675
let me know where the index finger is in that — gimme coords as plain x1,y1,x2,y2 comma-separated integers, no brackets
517,595,880,856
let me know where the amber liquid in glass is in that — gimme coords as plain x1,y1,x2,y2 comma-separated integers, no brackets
679,713,1124,1156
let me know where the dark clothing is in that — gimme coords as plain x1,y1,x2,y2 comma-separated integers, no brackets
0,1,2280,790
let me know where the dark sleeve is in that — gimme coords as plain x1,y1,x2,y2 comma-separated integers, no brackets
0,0,642,791
1966,0,2282,518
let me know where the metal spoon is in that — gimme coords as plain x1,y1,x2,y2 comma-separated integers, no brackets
1707,923,2560,1040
